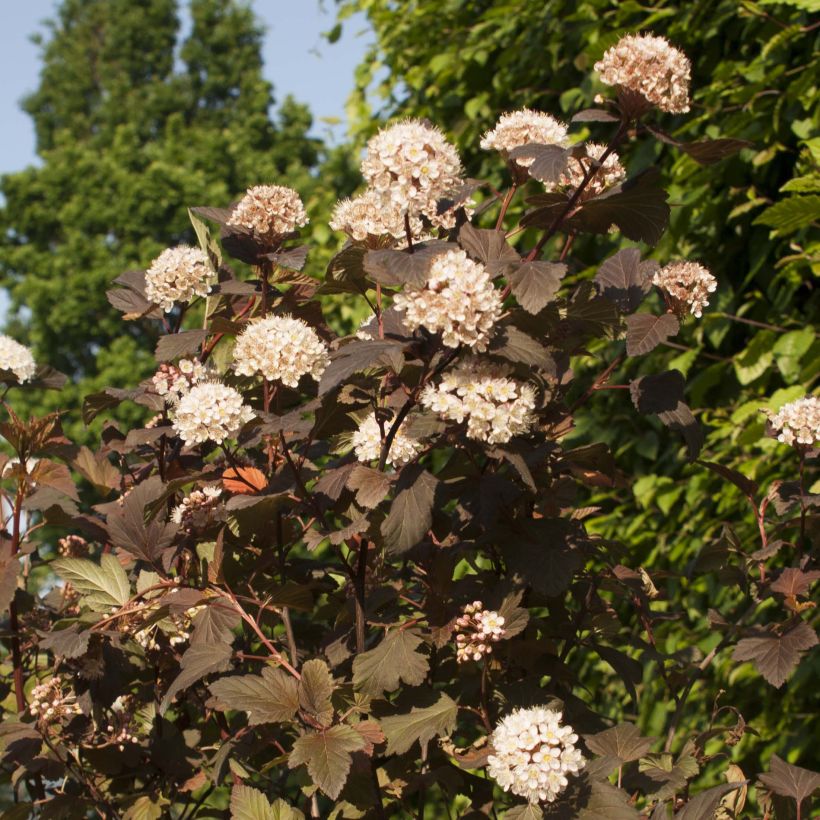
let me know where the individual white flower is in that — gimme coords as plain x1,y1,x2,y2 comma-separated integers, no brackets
152,359,209,404
171,485,224,532
145,246,213,311
0,334,36,382
766,396,820,447
351,414,424,467
487,706,585,804
480,109,569,167
361,119,464,222
652,261,717,318
420,358,536,445
172,381,254,445
232,315,329,388
594,33,691,114
454,600,507,663
227,184,308,242
393,249,502,350
545,142,626,197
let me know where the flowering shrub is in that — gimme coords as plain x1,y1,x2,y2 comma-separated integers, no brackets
0,32,817,819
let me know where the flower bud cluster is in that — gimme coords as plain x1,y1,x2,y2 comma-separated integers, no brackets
172,381,254,445
767,396,820,447
0,334,36,383
454,601,506,663
227,185,308,242
480,109,569,167
394,249,502,350
29,676,81,725
171,485,223,532
57,535,89,558
233,315,329,387
352,414,424,467
487,706,585,804
594,33,691,114
420,359,536,445
152,358,209,404
145,246,213,311
652,261,717,318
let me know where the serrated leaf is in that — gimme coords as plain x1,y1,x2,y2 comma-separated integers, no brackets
31,460,79,502
319,340,404,396
758,755,820,804
191,599,241,645
347,465,392,508
733,330,775,385
630,371,685,415
71,446,120,494
298,659,334,724
586,724,655,765
496,590,529,638
594,248,653,312
509,261,566,314
364,242,451,288
505,805,544,819
489,325,554,371
160,642,232,713
155,330,208,362
625,313,679,356
39,624,91,659
697,460,758,499
509,143,571,185
771,569,820,598
52,554,130,612
352,630,429,695
0,545,18,614
381,692,458,755
288,724,365,800
231,785,298,820
210,666,299,725
679,138,751,165
381,465,439,555
106,476,177,563
458,223,520,275
577,778,641,820
657,401,703,461
754,195,820,234
674,782,747,820
733,622,818,688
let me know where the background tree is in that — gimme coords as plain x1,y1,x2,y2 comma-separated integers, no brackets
0,0,335,440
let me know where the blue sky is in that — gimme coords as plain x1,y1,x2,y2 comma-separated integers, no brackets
0,0,374,175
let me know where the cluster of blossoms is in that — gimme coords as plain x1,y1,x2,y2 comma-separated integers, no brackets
361,119,464,225
0,334,36,383
652,261,717,318
547,142,626,196
227,184,308,242
145,246,213,311
330,190,422,244
488,707,586,804
29,676,81,725
594,33,691,114
233,315,329,387
133,598,204,651
454,601,507,663
767,396,820,447
152,358,209,404
57,535,89,558
394,249,502,350
420,359,536,445
171,486,223,532
172,381,254,445
351,414,424,467
480,109,569,167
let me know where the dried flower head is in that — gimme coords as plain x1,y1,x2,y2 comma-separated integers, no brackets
488,706,586,804
227,184,308,242
455,600,507,663
57,535,89,558
0,334,36,382
233,315,329,388
29,676,82,725
766,396,820,447
145,246,213,311
171,485,224,532
653,261,717,318
361,119,464,220
152,358,209,404
594,33,691,114
330,189,423,243
393,249,502,350
480,109,569,167
420,359,536,445
351,414,424,467
172,381,254,445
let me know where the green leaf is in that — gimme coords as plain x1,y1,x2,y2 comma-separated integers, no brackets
754,195,820,234
733,330,775,385
381,692,458,755
298,658,335,724
733,621,818,688
352,630,429,695
509,261,566,314
123,796,168,820
229,785,283,820
160,642,232,713
288,724,366,800
210,667,300,725
381,465,439,555
586,723,655,765
52,554,130,612
625,313,679,356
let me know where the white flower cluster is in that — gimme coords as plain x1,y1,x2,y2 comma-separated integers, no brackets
152,358,209,404
227,184,308,241
767,396,820,447
454,600,507,663
546,142,626,197
361,119,464,223
171,485,223,532
29,676,81,724
330,190,422,243
0,334,36,382
134,606,202,651
420,359,536,445
233,315,329,388
57,535,89,558
594,33,691,114
351,414,424,467
393,249,502,350
488,706,586,804
652,260,717,318
172,381,254,445
145,246,213,311
480,109,569,167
